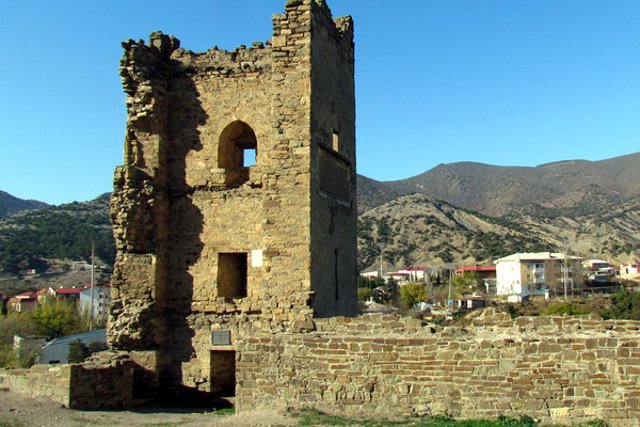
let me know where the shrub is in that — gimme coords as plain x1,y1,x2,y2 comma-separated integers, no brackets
601,290,640,320
357,287,372,302
399,283,427,308
68,340,90,363
543,302,590,316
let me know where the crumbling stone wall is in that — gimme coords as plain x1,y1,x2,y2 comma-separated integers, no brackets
0,361,132,409
236,314,640,426
110,0,357,394
107,1,640,425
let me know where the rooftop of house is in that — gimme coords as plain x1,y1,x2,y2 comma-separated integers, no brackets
494,252,583,264
400,266,429,271
455,265,496,273
8,292,37,302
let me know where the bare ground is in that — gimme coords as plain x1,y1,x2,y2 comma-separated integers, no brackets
0,390,297,427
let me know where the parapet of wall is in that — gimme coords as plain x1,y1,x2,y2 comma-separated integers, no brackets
0,365,71,407
236,314,640,426
0,360,132,410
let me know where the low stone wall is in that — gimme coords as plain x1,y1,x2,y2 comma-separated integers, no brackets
0,360,132,409
236,313,640,426
0,365,71,406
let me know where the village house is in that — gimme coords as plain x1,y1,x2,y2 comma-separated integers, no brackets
455,264,497,294
7,292,38,313
38,329,107,365
495,252,583,299
54,287,84,305
36,287,56,302
620,262,640,280
380,266,432,285
454,265,496,280
79,283,111,319
359,270,381,280
398,266,431,282
384,271,410,284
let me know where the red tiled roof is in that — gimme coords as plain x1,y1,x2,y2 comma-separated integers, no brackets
455,265,496,273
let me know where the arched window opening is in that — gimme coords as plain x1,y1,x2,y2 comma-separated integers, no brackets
218,121,257,185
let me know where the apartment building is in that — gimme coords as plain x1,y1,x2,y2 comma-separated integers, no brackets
495,252,583,297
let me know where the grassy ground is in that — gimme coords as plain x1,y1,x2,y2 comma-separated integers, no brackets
294,410,609,427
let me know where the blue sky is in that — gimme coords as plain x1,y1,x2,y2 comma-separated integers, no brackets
1,0,639,205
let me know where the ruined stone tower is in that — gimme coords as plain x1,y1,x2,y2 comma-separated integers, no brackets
110,0,356,396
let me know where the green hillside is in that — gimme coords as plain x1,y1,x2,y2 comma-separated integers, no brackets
0,194,114,274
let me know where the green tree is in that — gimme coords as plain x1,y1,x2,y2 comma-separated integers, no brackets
0,313,37,345
357,287,373,302
0,344,18,368
68,340,90,363
399,283,427,308
31,298,89,340
88,340,109,353
601,290,640,320
452,272,482,294
0,312,38,368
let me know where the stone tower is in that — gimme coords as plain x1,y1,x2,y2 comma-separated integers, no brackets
109,0,356,396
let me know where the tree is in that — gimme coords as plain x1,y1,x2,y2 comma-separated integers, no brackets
399,283,427,308
31,298,89,340
601,290,640,320
357,287,373,302
68,340,90,363
452,272,482,295
0,312,38,368
0,313,37,345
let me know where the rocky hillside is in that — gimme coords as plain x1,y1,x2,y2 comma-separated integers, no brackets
358,193,640,270
358,194,549,270
0,193,114,274
356,175,401,214
381,152,640,217
0,190,49,219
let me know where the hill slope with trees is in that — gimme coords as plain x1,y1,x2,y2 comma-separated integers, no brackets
0,190,49,219
0,193,114,274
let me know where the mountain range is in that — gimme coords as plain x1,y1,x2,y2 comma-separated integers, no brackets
1,152,638,273
0,194,114,274
0,190,49,219
357,152,640,269
360,152,640,217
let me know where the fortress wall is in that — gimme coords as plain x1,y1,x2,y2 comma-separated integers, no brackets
0,362,132,410
235,314,640,426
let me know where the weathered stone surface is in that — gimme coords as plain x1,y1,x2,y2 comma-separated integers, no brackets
109,0,356,396
92,1,640,426
235,314,640,426
0,359,133,410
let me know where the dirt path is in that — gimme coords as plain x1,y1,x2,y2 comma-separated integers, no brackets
0,390,297,426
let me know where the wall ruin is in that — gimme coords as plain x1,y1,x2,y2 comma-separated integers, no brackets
110,0,357,395
0,360,132,410
235,313,640,426
105,1,640,425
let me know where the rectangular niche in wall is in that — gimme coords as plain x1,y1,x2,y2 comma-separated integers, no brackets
319,147,350,202
210,350,236,396
217,253,248,298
